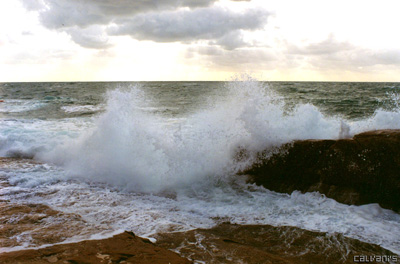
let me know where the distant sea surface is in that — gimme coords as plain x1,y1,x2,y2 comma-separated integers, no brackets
1,80,400,254
1,81,400,119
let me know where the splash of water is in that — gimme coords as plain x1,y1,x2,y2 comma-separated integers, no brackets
41,79,352,193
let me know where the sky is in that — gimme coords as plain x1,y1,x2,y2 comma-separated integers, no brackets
1,0,400,82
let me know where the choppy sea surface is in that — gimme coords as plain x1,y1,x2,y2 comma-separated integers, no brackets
1,80,400,254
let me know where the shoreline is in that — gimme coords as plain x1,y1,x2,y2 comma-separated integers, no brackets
1,197,398,262
1,130,400,263
1,218,398,264
0,231,191,264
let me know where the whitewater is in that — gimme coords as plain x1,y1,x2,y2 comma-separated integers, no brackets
1,79,400,254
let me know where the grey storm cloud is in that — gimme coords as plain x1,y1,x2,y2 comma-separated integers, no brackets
23,0,217,28
20,0,269,50
67,26,112,49
107,7,270,42
210,30,248,50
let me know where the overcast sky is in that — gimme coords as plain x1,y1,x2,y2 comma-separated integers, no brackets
1,0,400,81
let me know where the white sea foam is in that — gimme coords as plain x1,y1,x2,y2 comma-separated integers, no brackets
0,118,92,158
1,163,400,254
0,99,46,113
61,104,103,113
40,79,400,193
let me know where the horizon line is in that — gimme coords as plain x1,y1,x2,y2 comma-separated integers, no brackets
2,80,400,83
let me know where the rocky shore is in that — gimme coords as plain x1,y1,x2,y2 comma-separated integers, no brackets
1,218,398,264
244,129,400,212
0,231,191,264
156,223,398,264
2,130,400,263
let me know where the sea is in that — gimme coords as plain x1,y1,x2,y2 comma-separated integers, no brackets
1,79,400,254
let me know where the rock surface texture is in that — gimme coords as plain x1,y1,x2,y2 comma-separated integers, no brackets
0,232,191,264
155,223,398,264
244,130,400,212
1,224,397,264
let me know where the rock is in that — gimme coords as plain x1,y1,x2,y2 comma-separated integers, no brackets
0,231,191,264
155,223,399,264
243,129,400,212
96,252,110,261
0,182,190,264
0,202,100,249
43,255,58,263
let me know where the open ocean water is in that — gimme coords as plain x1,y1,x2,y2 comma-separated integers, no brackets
1,79,400,255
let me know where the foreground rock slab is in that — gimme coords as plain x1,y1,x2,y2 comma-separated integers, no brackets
2,223,397,264
0,231,191,264
0,202,98,249
244,129,400,212
156,223,399,264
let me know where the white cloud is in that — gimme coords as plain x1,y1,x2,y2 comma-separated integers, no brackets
5,49,73,64
187,45,277,70
285,35,400,71
317,49,400,69
287,34,353,55
9,0,400,81
20,0,45,11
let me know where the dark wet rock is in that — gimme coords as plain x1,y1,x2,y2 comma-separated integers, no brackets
0,232,191,264
243,129,400,212
156,223,399,264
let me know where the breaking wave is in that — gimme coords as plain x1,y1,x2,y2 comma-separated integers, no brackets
39,79,400,193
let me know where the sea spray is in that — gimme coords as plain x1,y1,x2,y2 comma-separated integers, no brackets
350,91,400,134
42,79,350,193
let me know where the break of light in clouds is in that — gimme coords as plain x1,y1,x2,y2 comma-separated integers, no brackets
1,0,400,81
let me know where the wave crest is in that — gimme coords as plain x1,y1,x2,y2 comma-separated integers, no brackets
40,79,400,192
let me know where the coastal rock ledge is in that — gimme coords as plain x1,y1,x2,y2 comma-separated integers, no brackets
0,232,191,264
244,129,400,212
